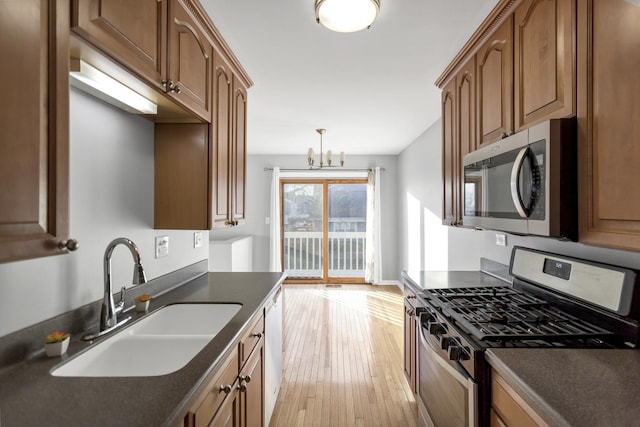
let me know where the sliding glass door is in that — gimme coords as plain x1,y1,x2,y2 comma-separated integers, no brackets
281,179,367,283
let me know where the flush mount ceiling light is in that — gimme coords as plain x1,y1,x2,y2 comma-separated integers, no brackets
315,0,380,33
308,128,345,169
69,58,157,115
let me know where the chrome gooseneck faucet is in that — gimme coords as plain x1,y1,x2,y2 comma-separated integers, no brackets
100,237,147,332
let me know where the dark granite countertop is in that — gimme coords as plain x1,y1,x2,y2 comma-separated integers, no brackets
0,272,285,427
487,348,640,427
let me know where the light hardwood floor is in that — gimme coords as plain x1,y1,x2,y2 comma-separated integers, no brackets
270,284,418,427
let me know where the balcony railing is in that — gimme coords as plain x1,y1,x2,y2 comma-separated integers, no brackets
284,231,366,278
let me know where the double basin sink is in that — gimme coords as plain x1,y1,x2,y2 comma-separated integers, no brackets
51,303,242,377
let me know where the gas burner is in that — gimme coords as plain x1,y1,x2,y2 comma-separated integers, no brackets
485,301,507,311
488,313,508,324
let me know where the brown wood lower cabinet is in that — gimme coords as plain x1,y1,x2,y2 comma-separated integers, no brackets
491,370,548,427
186,312,265,427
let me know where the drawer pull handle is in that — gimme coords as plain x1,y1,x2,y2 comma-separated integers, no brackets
219,384,232,394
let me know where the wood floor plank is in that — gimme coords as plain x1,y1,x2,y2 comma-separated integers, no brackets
270,284,418,427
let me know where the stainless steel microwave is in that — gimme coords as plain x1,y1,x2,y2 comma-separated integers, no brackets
462,118,577,239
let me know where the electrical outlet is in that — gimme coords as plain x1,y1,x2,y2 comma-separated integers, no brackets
155,235,169,258
495,233,507,247
194,231,203,248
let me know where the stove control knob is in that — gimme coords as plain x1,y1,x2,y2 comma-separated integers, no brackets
448,343,470,362
428,322,445,336
439,336,450,350
420,310,435,324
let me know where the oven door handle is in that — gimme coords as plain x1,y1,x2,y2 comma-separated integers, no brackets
510,146,531,218
419,323,478,427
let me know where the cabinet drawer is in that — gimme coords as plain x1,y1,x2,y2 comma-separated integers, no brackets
188,349,239,427
239,312,264,367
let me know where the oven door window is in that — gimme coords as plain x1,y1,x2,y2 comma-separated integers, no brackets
418,326,475,427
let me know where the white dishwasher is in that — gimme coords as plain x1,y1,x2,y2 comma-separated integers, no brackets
264,288,282,425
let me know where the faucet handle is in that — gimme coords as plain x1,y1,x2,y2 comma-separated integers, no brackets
115,286,127,314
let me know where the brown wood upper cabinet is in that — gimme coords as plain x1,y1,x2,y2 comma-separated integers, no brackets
71,0,212,121
477,15,513,147
514,0,574,131
154,51,248,230
211,51,247,229
441,56,475,226
438,0,577,227
577,0,640,251
231,76,248,227
441,78,458,226
0,0,72,263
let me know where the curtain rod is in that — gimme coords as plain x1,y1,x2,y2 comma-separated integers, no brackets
263,167,385,172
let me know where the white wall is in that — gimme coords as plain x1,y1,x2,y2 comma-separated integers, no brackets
0,89,208,338
210,154,400,282
398,120,640,273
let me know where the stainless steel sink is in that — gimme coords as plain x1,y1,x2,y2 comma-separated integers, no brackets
51,303,242,377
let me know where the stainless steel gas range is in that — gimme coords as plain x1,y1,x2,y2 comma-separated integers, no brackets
409,247,640,427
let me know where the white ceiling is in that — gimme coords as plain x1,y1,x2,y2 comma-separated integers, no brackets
200,0,499,155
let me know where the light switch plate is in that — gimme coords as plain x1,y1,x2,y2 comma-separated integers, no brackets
495,233,507,247
193,231,203,248
155,235,169,258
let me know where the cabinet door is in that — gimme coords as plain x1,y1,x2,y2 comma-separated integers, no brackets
403,299,416,393
168,0,212,121
457,56,477,158
0,0,70,263
210,388,240,427
71,0,166,91
240,341,264,427
154,124,209,230
514,0,574,131
577,0,640,251
442,78,458,225
211,51,233,228
477,16,513,146
231,76,247,225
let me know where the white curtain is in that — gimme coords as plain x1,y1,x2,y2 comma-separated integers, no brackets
269,167,282,272
365,167,382,284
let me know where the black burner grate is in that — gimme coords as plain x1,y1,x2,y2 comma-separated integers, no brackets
423,286,613,341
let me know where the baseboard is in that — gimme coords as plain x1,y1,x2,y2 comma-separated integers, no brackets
377,280,402,288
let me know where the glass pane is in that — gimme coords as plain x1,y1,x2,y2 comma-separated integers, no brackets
282,183,323,278
328,184,367,278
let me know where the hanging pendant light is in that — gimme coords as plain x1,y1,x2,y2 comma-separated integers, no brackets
315,0,380,33
308,129,345,169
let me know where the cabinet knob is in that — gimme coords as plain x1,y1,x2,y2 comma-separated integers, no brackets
239,374,251,383
237,382,247,392
250,332,263,338
219,384,232,394
162,80,181,94
58,239,79,251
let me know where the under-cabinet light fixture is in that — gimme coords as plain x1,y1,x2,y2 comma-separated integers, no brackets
69,58,157,115
315,0,380,33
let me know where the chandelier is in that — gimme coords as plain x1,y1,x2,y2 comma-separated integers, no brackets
315,0,380,33
307,129,345,169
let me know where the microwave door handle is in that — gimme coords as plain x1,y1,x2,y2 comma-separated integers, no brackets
510,147,530,218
